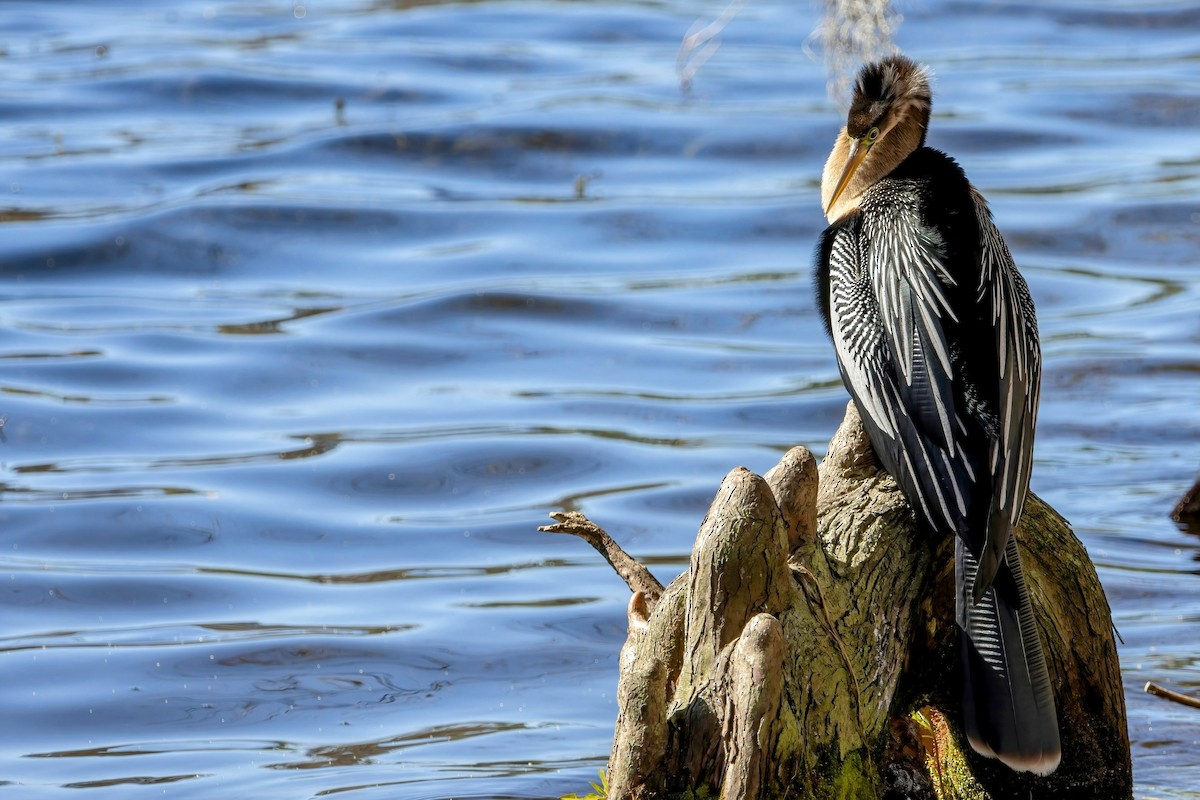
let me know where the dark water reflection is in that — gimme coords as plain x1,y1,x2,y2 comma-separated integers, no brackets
1,0,1198,797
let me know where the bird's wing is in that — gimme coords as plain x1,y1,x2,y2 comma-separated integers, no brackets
826,207,973,535
972,188,1041,598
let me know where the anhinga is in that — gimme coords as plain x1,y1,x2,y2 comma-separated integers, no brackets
815,55,1061,774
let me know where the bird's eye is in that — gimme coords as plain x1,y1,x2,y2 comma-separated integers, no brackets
865,126,881,144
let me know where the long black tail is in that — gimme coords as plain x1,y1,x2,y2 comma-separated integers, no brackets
957,534,1061,774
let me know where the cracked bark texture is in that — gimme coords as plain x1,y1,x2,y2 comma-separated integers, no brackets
548,402,1131,799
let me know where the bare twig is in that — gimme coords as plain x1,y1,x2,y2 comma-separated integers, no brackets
676,0,748,93
539,511,664,606
817,0,900,104
1145,681,1200,710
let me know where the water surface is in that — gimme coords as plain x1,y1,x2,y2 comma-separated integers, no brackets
2,1,1198,797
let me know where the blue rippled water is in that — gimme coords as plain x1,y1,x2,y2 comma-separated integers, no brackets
2,1,1198,797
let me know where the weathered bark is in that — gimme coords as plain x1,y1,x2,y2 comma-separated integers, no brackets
543,402,1131,799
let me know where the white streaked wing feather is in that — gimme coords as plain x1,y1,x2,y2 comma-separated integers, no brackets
826,210,968,534
828,225,902,440
972,190,1040,530
864,194,959,456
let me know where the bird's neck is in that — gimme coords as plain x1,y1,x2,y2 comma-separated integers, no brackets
821,123,926,223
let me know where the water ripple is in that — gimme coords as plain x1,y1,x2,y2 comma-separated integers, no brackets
2,0,1198,797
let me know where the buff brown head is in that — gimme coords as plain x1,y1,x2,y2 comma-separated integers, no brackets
821,55,933,222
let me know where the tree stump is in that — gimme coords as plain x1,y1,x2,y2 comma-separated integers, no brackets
541,402,1131,799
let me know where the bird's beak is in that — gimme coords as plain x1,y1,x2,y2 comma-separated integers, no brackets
824,137,871,218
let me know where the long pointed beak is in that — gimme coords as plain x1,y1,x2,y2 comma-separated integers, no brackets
824,138,870,218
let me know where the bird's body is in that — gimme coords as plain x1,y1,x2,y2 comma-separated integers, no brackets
814,56,1060,774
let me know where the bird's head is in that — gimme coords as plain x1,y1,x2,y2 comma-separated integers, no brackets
821,55,933,222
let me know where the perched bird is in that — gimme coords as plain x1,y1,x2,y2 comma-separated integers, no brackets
814,55,1060,774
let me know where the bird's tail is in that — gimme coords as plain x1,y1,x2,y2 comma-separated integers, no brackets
957,533,1061,775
